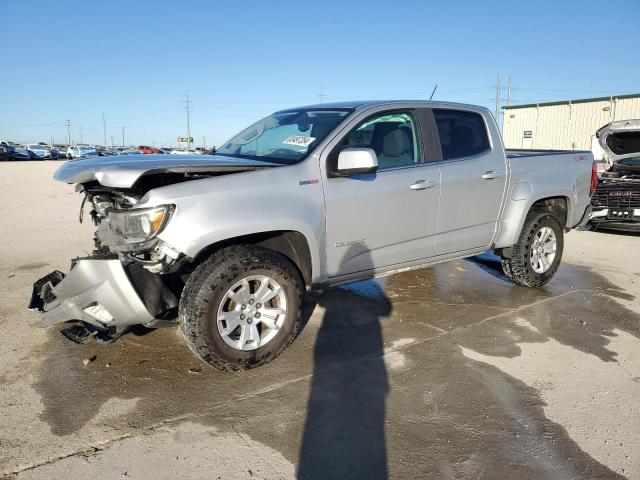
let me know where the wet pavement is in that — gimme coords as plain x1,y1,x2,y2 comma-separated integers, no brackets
1,163,639,479
15,256,638,479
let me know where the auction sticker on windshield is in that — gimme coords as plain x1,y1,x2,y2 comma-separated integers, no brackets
282,135,315,147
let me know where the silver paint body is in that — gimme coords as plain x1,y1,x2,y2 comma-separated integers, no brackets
46,100,594,327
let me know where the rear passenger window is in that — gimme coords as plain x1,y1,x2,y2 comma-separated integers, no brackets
433,109,490,160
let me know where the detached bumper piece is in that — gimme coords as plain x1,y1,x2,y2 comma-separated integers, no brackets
29,258,158,343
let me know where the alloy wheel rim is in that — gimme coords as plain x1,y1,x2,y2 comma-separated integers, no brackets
530,226,557,274
216,275,287,351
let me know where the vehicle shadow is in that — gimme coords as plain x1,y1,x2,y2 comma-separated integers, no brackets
298,246,391,480
588,224,640,237
465,250,509,282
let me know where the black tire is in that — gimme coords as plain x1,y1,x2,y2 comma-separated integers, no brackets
500,210,564,288
179,245,305,371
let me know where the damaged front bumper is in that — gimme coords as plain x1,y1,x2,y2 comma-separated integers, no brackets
29,258,179,336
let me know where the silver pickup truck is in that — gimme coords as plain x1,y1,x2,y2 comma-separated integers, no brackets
29,100,596,371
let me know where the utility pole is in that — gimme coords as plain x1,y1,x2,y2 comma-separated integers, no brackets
202,136,206,148
110,135,114,146
495,75,501,119
65,120,72,145
121,126,125,147
182,93,192,149
79,126,83,144
318,86,326,103
102,113,107,146
507,75,512,107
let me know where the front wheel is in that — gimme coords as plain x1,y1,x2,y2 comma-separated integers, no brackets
500,210,564,288
179,245,305,371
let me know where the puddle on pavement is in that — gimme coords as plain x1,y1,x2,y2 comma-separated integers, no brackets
31,254,639,478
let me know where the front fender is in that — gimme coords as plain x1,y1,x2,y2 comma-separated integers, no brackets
142,162,327,283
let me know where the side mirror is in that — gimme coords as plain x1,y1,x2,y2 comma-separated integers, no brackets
332,147,378,177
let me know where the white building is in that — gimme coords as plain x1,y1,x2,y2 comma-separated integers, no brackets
502,93,640,160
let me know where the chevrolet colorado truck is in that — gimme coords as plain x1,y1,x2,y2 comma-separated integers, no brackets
29,100,596,371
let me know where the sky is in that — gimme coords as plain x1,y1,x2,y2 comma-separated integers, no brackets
1,0,639,147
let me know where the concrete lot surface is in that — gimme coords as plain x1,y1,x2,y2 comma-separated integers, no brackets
1,162,639,479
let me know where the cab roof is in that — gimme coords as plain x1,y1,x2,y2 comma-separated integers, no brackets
281,99,489,113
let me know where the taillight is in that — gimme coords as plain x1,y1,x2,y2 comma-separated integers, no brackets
589,161,598,197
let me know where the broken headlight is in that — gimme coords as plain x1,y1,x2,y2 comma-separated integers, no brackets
106,205,173,244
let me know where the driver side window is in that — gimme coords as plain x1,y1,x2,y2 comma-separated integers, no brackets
342,111,422,170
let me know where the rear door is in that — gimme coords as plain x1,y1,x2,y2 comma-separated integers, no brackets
431,108,507,255
322,108,441,277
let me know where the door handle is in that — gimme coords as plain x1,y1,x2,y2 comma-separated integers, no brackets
481,171,501,180
410,180,437,190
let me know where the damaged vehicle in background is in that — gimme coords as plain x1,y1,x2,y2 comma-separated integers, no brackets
590,120,640,231
29,100,597,371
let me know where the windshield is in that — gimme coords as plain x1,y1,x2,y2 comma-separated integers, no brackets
79,147,95,152
216,108,352,164
619,156,640,166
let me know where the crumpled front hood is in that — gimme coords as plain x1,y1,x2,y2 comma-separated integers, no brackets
597,119,640,162
53,154,277,188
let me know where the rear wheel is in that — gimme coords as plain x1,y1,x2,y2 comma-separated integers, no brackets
500,210,564,288
179,245,305,371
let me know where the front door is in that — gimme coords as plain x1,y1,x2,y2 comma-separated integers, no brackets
323,110,440,277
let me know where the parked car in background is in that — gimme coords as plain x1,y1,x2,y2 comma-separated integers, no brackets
23,144,49,159
0,145,32,161
31,100,596,371
119,149,143,155
95,146,120,156
66,145,99,159
51,145,68,160
138,145,160,154
590,120,640,231
171,149,197,155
